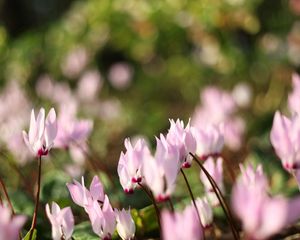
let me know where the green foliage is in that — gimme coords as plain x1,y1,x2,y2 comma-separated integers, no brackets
72,222,99,240
23,229,37,240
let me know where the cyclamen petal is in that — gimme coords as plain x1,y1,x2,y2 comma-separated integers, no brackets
45,202,74,240
143,135,180,201
86,196,116,239
117,138,150,192
166,119,197,168
162,206,203,240
270,111,300,170
23,107,57,157
67,176,105,211
0,205,26,240
115,208,135,240
191,125,224,160
45,108,58,149
200,157,224,206
195,197,213,228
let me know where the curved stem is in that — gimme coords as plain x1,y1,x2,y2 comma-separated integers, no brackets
0,176,15,215
180,168,205,239
29,156,42,240
137,183,161,233
190,153,240,240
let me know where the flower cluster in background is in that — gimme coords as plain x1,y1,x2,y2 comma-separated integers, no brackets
1,0,300,239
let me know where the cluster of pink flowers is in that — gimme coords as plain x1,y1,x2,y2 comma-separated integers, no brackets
192,86,246,151
117,119,225,202
232,164,300,239
117,118,222,238
67,175,135,240
7,74,300,240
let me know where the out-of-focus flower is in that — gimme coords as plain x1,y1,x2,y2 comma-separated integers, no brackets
166,119,196,168
61,47,89,78
67,176,105,211
115,208,135,240
23,108,57,157
191,125,224,160
87,196,116,240
117,138,151,193
194,197,213,228
98,99,122,121
290,0,300,15
0,205,26,240
45,202,74,240
232,83,252,108
288,22,300,65
162,205,203,240
35,74,54,99
200,157,224,206
270,111,300,170
108,62,133,90
143,134,180,201
232,164,300,240
55,108,93,150
77,70,102,102
192,86,245,151
288,73,300,114
238,164,268,191
0,81,32,164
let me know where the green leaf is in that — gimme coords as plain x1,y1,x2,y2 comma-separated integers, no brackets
72,221,98,240
23,229,37,240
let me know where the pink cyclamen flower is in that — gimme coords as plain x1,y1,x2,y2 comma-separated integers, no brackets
55,111,93,149
143,134,180,201
87,195,116,240
23,108,57,157
270,111,300,170
200,157,224,206
232,164,300,240
0,205,26,240
192,86,245,151
45,202,74,240
162,205,203,240
195,197,213,228
166,119,197,168
117,138,151,193
191,124,224,160
67,175,105,211
115,208,135,240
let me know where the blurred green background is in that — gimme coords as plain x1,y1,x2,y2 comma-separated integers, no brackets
1,0,300,239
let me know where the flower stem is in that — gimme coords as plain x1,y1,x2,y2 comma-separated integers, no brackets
29,156,42,240
137,183,161,233
167,198,174,212
180,168,205,240
0,176,15,214
190,153,240,240
221,154,236,182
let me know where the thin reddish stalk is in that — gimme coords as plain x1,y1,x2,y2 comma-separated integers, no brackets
75,142,115,187
180,168,205,240
221,154,236,182
29,156,42,240
137,183,161,233
0,150,34,199
0,176,15,215
190,153,240,240
167,198,174,212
